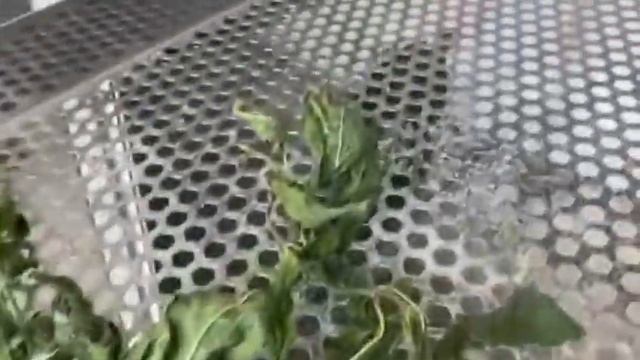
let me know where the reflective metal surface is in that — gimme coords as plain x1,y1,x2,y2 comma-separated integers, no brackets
0,0,65,26
0,0,31,25
0,0,240,116
0,0,639,358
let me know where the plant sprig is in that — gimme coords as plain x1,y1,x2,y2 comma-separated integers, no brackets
234,85,585,359
0,85,584,360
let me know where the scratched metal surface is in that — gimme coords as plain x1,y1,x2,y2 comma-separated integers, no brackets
0,0,639,358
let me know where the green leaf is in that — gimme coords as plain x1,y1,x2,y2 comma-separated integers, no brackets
0,191,124,360
0,193,27,240
0,319,14,359
434,285,585,359
299,216,363,260
302,92,326,162
86,339,120,360
228,310,267,360
233,101,279,143
23,313,55,347
261,247,299,359
307,89,366,172
125,322,172,360
301,86,383,206
143,291,246,359
348,149,384,202
0,195,36,280
323,294,381,360
271,177,369,229
323,287,429,360
127,290,276,360
39,274,121,350
313,255,371,289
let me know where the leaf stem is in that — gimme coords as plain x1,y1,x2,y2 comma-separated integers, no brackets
349,295,385,360
335,108,345,168
387,287,426,333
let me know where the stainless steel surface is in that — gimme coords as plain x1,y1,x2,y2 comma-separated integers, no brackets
1,0,640,358
0,0,239,117
0,0,32,25
0,0,65,26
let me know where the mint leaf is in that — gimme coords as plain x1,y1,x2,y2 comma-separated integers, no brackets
126,291,258,359
127,251,302,360
271,177,369,229
302,87,383,206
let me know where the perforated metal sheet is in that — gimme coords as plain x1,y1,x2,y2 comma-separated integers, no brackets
1,0,640,358
0,0,240,116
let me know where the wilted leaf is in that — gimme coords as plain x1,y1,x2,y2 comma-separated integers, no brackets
471,285,584,346
434,285,585,359
0,191,123,360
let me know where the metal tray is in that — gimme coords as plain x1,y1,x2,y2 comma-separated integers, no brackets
1,0,639,358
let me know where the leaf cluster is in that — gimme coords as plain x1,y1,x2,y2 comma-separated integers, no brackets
0,84,584,360
236,87,385,260
233,85,584,360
